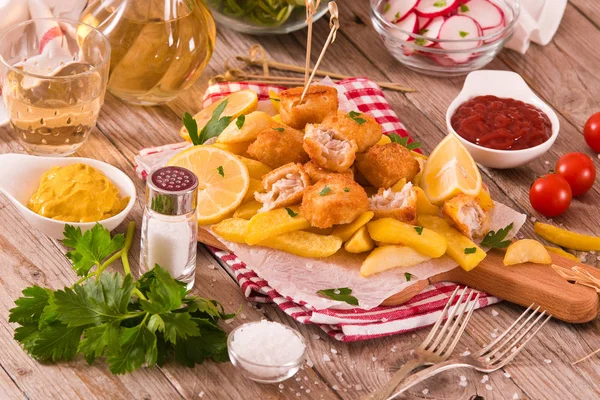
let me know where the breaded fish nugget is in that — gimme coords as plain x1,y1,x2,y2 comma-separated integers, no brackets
369,183,418,224
301,175,369,229
279,85,339,130
247,123,309,169
442,185,494,239
255,163,310,212
321,110,382,153
303,124,358,172
356,143,420,188
302,161,353,184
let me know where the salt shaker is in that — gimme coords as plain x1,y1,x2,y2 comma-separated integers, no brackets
140,166,198,289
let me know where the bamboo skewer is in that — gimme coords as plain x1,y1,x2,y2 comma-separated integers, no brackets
304,0,320,85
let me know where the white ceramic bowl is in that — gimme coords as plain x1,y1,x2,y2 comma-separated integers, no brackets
0,153,136,239
446,70,560,169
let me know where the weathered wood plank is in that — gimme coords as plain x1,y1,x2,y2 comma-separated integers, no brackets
0,364,26,400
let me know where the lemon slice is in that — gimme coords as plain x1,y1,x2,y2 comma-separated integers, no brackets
421,134,482,204
168,146,250,224
180,89,258,141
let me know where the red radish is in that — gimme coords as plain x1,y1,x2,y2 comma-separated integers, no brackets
457,0,504,29
438,15,482,49
382,0,421,22
415,16,444,46
415,0,461,18
418,16,432,29
482,22,505,43
387,12,419,41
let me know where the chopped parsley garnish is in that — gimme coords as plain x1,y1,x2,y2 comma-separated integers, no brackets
235,114,245,129
388,133,421,150
217,166,224,177
405,272,417,282
460,3,469,12
348,111,366,125
272,127,285,132
415,38,427,46
433,0,446,7
414,226,424,235
459,30,469,38
182,100,231,146
464,247,477,254
383,2,391,13
317,288,358,306
285,207,298,218
481,223,514,249
269,97,280,102
344,187,350,193
395,11,400,20
419,28,429,35
319,186,332,196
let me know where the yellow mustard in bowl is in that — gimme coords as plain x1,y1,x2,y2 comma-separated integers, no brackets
27,163,130,222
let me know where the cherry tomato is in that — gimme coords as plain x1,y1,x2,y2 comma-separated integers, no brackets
584,112,600,152
556,152,596,196
529,174,572,217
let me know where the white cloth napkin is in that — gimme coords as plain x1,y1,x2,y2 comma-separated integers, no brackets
0,0,87,34
506,0,567,54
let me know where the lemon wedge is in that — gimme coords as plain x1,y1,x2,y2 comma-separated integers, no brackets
421,134,482,204
504,239,552,266
168,146,250,224
180,89,258,142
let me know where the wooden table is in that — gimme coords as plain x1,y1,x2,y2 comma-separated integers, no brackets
2,1,600,399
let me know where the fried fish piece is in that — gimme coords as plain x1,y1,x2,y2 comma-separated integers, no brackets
303,124,358,173
321,110,382,153
302,161,353,184
442,185,494,239
369,183,418,224
255,163,311,212
356,143,420,188
246,123,309,169
279,85,339,130
300,175,369,229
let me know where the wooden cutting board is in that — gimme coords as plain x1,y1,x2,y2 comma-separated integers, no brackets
198,230,600,323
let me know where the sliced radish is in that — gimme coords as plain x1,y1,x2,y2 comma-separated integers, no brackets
457,0,504,29
415,0,460,18
418,16,432,29
382,0,421,22
482,21,505,43
415,15,444,46
387,12,419,42
438,15,482,50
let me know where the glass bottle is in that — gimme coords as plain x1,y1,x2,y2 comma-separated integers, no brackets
141,166,199,289
80,0,216,105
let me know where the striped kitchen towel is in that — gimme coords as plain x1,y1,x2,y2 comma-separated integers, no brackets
134,78,500,342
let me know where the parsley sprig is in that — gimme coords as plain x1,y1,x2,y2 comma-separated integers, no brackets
9,223,234,374
388,133,421,151
480,223,514,249
317,288,359,306
348,111,367,125
182,100,232,146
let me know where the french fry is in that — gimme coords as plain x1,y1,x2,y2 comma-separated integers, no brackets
271,114,283,123
415,187,439,215
305,227,334,235
344,226,375,254
233,200,262,219
544,246,579,262
367,218,447,258
238,156,271,180
504,239,552,266
361,245,431,277
243,179,263,203
261,231,342,258
534,222,600,251
245,206,310,245
212,218,248,243
212,141,252,155
418,215,485,271
391,178,407,192
332,211,374,242
217,111,272,144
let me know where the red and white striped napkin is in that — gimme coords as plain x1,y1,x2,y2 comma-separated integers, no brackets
135,78,500,342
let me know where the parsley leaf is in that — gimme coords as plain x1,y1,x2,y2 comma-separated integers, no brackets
8,286,51,326
285,207,299,218
480,223,514,249
395,11,400,19
414,226,424,235
464,247,477,254
383,2,390,13
319,186,332,196
388,133,421,150
344,187,350,193
63,224,125,276
272,127,284,132
460,3,469,12
459,30,469,38
182,112,198,145
317,288,359,306
235,114,245,130
348,111,367,125
197,100,232,145
405,272,417,282
217,166,224,177
269,97,280,102
107,324,157,374
433,0,446,7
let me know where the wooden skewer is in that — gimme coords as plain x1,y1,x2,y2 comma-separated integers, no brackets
304,0,321,84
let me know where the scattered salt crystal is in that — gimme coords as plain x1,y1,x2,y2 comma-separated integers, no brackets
331,348,338,354
513,393,519,399
230,321,306,380
544,359,552,364
198,391,205,398
306,359,314,368
481,375,489,383
336,371,343,378
332,385,339,391
580,255,587,262
323,354,331,362
312,334,321,341
306,389,311,394
409,349,415,355
334,289,341,295
225,319,234,324
494,328,499,332
490,332,498,338
391,346,397,353
296,392,300,397
485,384,493,391
491,310,499,317
295,377,301,382
314,381,319,385
459,381,468,387
545,161,550,165
371,356,377,362
300,386,304,389
422,389,429,395
279,384,285,390
412,334,417,338
511,347,518,353
208,264,215,269
461,350,471,357
241,314,247,320
591,251,596,255
504,371,511,378
597,256,600,261
460,376,467,381
355,385,363,391
530,217,537,223
212,278,217,282
304,376,308,381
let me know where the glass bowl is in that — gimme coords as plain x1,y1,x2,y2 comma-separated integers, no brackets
370,0,521,77
227,322,307,383
206,0,329,35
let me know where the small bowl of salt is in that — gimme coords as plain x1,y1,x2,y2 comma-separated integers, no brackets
228,320,307,383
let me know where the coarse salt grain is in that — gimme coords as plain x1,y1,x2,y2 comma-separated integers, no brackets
331,348,338,354
490,332,498,338
198,391,205,398
486,384,493,391
391,346,397,353
513,393,519,399
504,371,511,378
422,388,429,395
460,376,466,381
545,161,550,165
323,354,331,362
371,356,377,362
336,371,343,378
481,375,489,383
279,384,284,390
312,334,321,341
230,321,305,380
306,359,314,368
306,389,311,394
241,314,247,320
332,385,339,391
544,359,552,364
295,377,301,382
208,264,215,269
461,350,471,357
459,381,468,387
491,310,499,317
530,217,537,223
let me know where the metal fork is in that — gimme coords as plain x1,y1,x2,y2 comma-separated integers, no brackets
387,304,552,399
367,286,481,400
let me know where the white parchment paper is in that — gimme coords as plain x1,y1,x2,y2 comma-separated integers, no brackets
211,202,526,310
